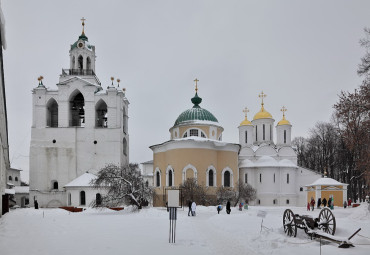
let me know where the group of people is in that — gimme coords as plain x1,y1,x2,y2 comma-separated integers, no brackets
217,200,232,214
307,197,353,211
188,201,197,216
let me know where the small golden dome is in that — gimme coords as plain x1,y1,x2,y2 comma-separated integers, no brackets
253,106,273,120
277,106,291,125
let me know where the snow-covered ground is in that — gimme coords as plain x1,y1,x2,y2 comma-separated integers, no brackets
0,204,369,255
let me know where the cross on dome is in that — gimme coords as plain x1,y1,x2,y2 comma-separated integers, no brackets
259,91,267,106
194,78,199,92
81,17,86,35
243,107,249,118
281,106,287,117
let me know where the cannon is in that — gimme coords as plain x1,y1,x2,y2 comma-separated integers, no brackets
283,208,361,248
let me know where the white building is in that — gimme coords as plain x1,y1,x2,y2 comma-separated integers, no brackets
29,21,129,208
140,160,154,187
0,3,10,217
238,93,321,206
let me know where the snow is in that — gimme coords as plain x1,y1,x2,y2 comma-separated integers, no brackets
64,172,97,187
4,189,15,195
239,156,297,168
14,186,29,193
0,204,369,255
307,177,348,186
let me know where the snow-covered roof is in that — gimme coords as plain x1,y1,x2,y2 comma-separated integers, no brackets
14,186,29,194
5,189,15,195
239,156,297,168
7,182,14,186
141,160,153,164
306,177,348,186
174,136,228,145
65,173,97,187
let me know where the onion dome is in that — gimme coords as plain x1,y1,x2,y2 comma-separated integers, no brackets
240,107,252,126
253,91,273,120
174,79,218,126
277,106,291,125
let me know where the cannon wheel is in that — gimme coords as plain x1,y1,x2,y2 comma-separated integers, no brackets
318,208,336,235
283,209,297,237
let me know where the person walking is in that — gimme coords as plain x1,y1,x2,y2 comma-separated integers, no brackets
317,198,321,209
322,197,327,207
310,198,315,211
188,200,192,216
191,201,196,216
217,204,222,214
307,202,310,211
226,200,231,214
328,197,332,208
239,202,243,211
348,198,352,207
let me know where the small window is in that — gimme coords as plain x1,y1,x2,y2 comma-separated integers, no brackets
256,126,258,141
300,187,303,192
9,176,12,181
53,181,58,190
189,129,198,137
286,199,289,204
244,173,248,184
80,191,86,206
245,131,248,143
273,199,277,205
287,173,289,184
259,173,262,183
15,177,18,182
145,180,149,187
284,130,287,144
224,171,231,187
68,193,71,206
156,172,160,187
270,125,272,140
183,132,188,138
168,170,173,187
263,124,265,140
201,132,206,138
96,193,102,206
273,173,275,183
258,199,261,205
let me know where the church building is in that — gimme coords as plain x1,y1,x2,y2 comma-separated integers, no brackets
150,82,322,207
29,20,129,208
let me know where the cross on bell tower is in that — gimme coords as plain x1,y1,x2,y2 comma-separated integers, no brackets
243,107,249,118
259,91,267,107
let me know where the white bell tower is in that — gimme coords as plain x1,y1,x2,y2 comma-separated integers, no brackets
276,106,292,146
238,107,253,147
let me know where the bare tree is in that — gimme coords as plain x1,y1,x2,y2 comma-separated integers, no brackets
216,186,236,205
180,178,210,205
90,163,153,209
233,180,257,206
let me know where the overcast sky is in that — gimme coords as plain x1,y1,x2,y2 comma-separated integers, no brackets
2,0,370,182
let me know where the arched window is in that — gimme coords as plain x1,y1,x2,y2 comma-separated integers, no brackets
80,191,86,205
96,100,108,128
224,171,230,187
156,171,160,187
287,173,289,184
96,193,102,206
256,126,258,141
15,177,18,182
270,125,272,140
284,130,287,144
208,170,214,187
86,57,91,70
46,98,58,127
70,91,85,127
274,173,275,183
168,170,173,187
263,124,265,140
68,193,71,206
245,131,248,143
8,176,12,181
260,173,262,183
53,181,58,190
122,106,127,134
78,55,83,70
123,138,127,156
244,173,248,183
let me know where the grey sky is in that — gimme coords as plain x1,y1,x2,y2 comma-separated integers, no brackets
2,0,370,182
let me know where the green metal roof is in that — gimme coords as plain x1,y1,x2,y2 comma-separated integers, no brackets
174,93,218,126
71,33,91,50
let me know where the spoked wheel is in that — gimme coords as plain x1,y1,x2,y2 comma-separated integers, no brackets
283,209,297,237
318,208,336,235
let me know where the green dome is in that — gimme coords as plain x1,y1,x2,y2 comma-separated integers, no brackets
174,93,218,126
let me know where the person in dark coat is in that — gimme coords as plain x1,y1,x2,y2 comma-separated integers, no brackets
322,197,327,207
217,205,222,214
188,200,192,216
328,197,332,208
34,200,39,209
310,198,315,211
317,198,321,209
226,200,231,214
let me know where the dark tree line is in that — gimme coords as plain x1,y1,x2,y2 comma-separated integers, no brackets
293,29,370,202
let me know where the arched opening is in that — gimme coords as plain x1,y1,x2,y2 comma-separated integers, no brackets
245,131,248,143
224,171,230,187
86,57,91,70
46,98,58,127
53,181,58,190
68,193,71,206
156,171,160,187
274,173,275,183
256,126,258,141
263,124,265,140
123,138,127,156
15,177,18,182
122,106,127,134
70,91,85,127
260,173,262,183
8,176,12,181
287,173,289,184
96,193,102,206
168,170,173,187
96,100,108,128
80,191,86,206
208,170,214,187
78,55,83,70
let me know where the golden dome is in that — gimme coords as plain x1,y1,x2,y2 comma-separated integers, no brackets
240,107,252,126
277,106,291,125
253,106,273,120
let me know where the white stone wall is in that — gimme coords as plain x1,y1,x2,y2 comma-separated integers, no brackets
276,124,292,146
296,167,322,206
7,168,21,186
65,187,107,207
